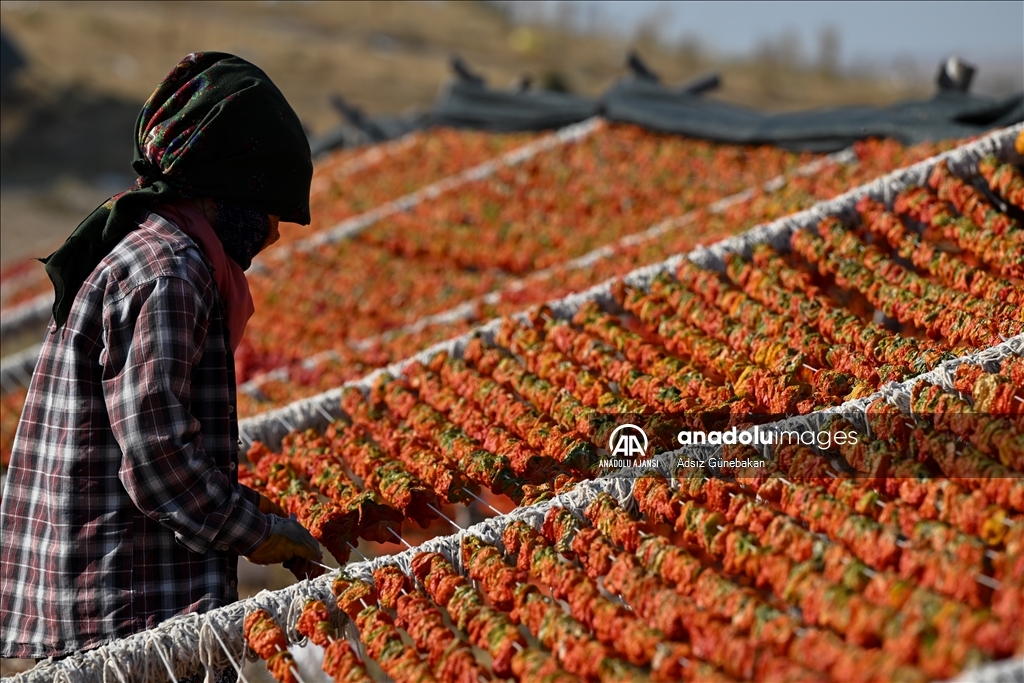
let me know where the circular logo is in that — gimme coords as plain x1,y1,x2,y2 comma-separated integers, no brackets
607,423,649,459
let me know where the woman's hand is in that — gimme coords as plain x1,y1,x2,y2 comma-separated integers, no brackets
256,492,286,517
245,516,323,572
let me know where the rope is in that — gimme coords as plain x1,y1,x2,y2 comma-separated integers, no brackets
150,635,178,683
238,122,1022,449
203,620,250,683
260,117,604,262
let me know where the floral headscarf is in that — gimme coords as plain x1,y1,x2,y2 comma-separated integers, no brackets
42,52,312,328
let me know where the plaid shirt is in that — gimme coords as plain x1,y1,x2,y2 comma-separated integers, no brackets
0,211,271,658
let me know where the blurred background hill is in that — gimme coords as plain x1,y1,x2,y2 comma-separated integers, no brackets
1,0,1021,267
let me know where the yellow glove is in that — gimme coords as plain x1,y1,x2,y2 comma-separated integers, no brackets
256,492,286,517
246,516,322,569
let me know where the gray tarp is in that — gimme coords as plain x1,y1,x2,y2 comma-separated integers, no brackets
311,74,1023,155
602,78,1024,152
423,80,601,132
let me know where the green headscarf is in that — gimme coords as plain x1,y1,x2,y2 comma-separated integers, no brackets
42,52,312,328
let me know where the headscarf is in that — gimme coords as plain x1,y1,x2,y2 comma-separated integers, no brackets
42,52,312,328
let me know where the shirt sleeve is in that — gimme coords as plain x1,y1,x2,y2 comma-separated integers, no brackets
102,275,270,556
240,484,264,509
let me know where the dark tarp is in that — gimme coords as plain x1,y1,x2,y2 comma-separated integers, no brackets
602,78,1024,152
309,113,426,157
309,95,427,157
423,80,600,132
309,56,1023,156
310,82,599,156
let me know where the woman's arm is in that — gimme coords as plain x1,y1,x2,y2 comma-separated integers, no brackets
102,274,271,555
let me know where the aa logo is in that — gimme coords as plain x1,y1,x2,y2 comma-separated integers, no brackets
608,424,649,460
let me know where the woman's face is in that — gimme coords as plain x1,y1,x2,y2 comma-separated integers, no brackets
196,197,279,253
263,215,281,251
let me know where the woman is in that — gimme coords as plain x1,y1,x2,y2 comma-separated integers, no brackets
0,53,321,674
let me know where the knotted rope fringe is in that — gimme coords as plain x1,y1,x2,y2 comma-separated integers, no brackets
25,333,1024,682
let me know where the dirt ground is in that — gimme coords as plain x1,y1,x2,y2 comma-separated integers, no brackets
0,0,932,270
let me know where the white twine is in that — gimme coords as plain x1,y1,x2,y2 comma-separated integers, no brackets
18,411,1020,682
203,619,250,683
335,146,856,354
238,123,1022,449
149,634,179,683
258,117,604,265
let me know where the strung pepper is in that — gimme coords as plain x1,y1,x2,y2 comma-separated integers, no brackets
244,609,298,683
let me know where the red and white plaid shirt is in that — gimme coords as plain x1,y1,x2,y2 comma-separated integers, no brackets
0,211,271,658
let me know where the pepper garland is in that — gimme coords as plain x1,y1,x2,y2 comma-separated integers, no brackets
411,551,574,680
239,454,355,564
908,381,1023,470
433,344,598,472
857,196,1022,307
372,565,491,683
279,428,404,543
672,261,875,396
295,599,373,682
321,420,441,523
815,217,1021,335
953,361,1024,426
243,609,300,683
894,186,1024,280
333,575,440,682
930,160,1020,235
572,301,738,407
978,156,1024,211
791,223,1018,349
599,484,1005,681
404,359,576,485
539,504,848,682
616,281,818,415
734,244,953,376
342,386,474,506
373,373,525,502
456,339,609,445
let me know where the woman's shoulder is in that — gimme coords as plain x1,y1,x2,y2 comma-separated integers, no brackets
95,210,215,301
